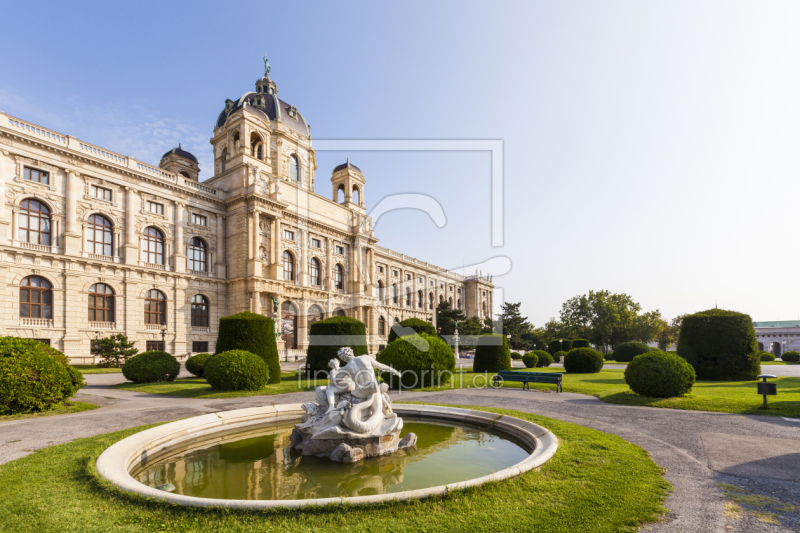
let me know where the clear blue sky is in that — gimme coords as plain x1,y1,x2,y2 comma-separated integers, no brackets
2,1,799,326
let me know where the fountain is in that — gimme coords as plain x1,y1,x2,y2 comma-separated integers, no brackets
290,347,416,462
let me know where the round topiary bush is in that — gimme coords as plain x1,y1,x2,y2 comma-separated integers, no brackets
547,339,572,355
306,316,368,374
564,348,604,373
215,312,280,384
604,352,615,361
552,350,567,363
0,337,84,415
473,334,511,373
759,352,776,362
534,350,554,367
521,352,539,368
204,350,269,391
185,353,212,377
377,333,455,389
624,351,696,398
122,351,180,384
677,309,760,381
782,351,800,362
572,339,591,349
612,342,651,363
511,352,522,360
387,317,436,343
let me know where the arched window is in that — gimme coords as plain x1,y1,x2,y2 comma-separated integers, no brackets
19,199,51,245
418,290,423,308
392,284,398,304
250,133,264,160
337,184,345,203
378,280,384,302
220,147,228,172
334,308,345,317
378,316,386,336
309,257,321,286
142,227,165,265
88,283,114,323
448,297,453,307
352,186,360,205
191,294,209,327
233,132,241,154
429,292,434,310
145,290,166,325
457,298,462,310
86,214,113,256
188,237,207,272
405,287,411,306
179,171,191,179
283,251,294,281
482,301,486,316
289,155,299,181
20,276,52,319
334,263,344,290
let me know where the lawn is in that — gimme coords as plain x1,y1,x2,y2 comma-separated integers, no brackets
111,371,316,399
0,405,670,533
71,365,122,374
0,401,99,422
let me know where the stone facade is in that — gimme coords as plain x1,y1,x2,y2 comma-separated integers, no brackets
753,320,800,356
0,70,492,363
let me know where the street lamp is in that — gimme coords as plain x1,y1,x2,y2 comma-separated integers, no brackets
559,338,563,354
453,320,460,359
160,323,167,351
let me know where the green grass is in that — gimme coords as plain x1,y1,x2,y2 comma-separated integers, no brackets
762,361,799,365
111,371,315,399
71,365,122,374
0,401,99,422
0,404,670,533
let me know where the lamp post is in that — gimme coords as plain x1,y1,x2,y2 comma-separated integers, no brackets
559,338,563,355
453,320,459,359
93,331,99,361
160,323,167,351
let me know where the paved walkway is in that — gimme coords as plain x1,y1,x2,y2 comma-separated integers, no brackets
2,371,800,532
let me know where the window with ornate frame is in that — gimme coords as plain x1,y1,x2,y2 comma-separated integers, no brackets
283,251,294,281
142,227,164,265
88,283,114,322
335,264,344,290
20,276,52,319
309,258,321,286
86,214,113,256
19,199,51,245
144,289,166,325
191,294,209,327
90,185,112,201
23,167,49,185
187,237,207,272
289,155,300,181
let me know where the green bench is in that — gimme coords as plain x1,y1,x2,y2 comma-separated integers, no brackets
492,371,563,392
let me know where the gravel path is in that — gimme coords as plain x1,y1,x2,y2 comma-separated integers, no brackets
2,371,800,532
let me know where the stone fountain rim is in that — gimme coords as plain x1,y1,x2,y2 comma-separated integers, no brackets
95,403,558,509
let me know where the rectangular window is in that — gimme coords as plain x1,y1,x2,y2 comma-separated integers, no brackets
406,274,411,280
450,286,453,291
335,245,344,255
192,214,207,226
33,338,51,346
458,288,462,294
393,270,398,277
378,266,384,273
90,185,112,201
192,341,209,353
283,230,295,241
311,238,321,248
147,201,164,215
146,341,165,352
23,167,49,185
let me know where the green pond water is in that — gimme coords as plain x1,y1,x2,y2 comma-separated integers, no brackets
133,418,530,500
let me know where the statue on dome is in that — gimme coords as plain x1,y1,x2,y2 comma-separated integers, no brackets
263,55,271,76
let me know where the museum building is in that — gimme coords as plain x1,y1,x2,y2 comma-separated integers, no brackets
0,68,493,362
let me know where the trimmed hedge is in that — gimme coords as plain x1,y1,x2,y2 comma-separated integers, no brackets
624,351,696,398
185,353,212,377
511,352,522,360
473,334,511,373
783,351,800,362
613,342,651,363
548,339,572,355
307,316,368,373
572,339,591,349
521,352,539,369
564,348,604,373
387,317,436,343
552,351,567,364
677,309,760,381
603,352,615,361
533,350,553,367
205,350,269,391
759,352,776,362
121,351,179,384
377,333,455,389
0,337,84,415
215,312,280,384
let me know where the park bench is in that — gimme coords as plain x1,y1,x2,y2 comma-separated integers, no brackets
492,370,563,392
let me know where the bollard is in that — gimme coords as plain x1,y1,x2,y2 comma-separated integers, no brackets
757,374,777,409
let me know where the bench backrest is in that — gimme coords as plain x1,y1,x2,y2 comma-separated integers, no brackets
496,371,562,379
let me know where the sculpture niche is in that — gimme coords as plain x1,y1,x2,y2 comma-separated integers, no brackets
290,347,417,462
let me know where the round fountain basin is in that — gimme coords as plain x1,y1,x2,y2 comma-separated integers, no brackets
96,404,558,508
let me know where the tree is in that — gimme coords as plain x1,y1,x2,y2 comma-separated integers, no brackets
459,316,483,336
436,300,466,337
655,314,687,351
93,333,138,368
498,302,532,350
482,317,494,334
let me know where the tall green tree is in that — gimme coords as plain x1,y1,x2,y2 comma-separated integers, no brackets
436,300,466,337
93,333,138,368
498,302,532,350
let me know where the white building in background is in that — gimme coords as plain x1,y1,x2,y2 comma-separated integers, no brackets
753,320,800,356
0,66,493,363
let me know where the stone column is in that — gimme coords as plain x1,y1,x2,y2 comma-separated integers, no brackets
174,202,185,273
123,187,138,265
173,282,186,356
0,151,8,244
299,229,307,286
247,210,262,277
214,214,226,278
270,217,282,279
325,237,333,290
63,170,81,255
297,299,309,350
275,139,283,179
61,272,82,357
